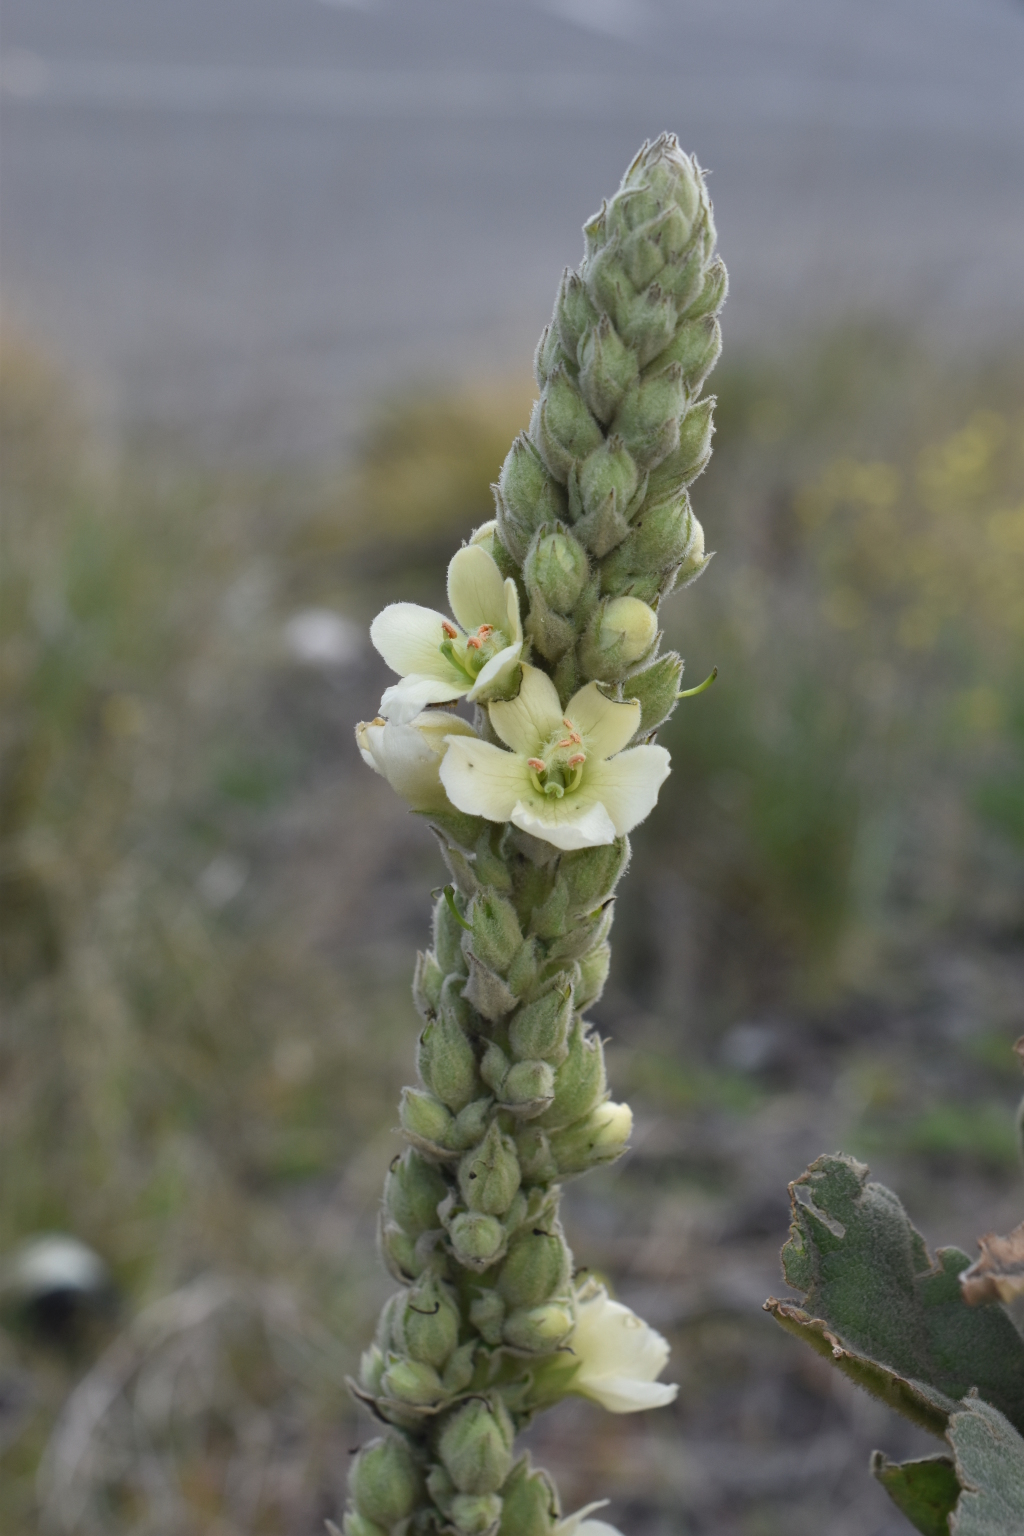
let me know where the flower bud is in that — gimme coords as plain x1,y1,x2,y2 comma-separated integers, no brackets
349,1435,424,1526
379,1355,447,1407
580,597,657,681
577,437,640,522
469,1288,506,1345
480,1042,510,1095
469,518,499,554
379,1222,421,1282
612,367,686,470
560,839,631,912
448,1212,506,1270
554,267,600,360
497,1457,558,1536
524,525,590,615
449,1096,495,1152
536,1021,606,1132
444,1339,478,1393
466,890,523,975
534,322,572,389
412,949,444,1018
577,315,639,424
459,1122,521,1216
359,1344,386,1396
508,983,574,1064
503,1301,574,1353
343,1511,387,1536
644,396,714,503
438,1396,515,1495
614,285,678,370
435,893,470,977
513,1125,558,1184
496,434,568,563
356,712,477,813
383,1150,448,1236
549,1100,633,1175
531,367,604,484
498,1227,571,1310
575,941,612,1009
672,511,708,586
646,315,721,397
400,1088,454,1152
681,255,728,320
418,1015,480,1113
621,652,683,736
599,496,695,599
451,1493,504,1536
500,1059,555,1116
396,1276,460,1369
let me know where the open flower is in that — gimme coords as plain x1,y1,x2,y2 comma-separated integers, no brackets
567,1281,678,1413
439,664,669,851
356,710,478,813
371,545,523,724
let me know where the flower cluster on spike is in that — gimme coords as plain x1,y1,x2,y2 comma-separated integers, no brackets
349,136,724,1536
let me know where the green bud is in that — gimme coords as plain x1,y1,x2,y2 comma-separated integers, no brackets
575,941,611,1008
524,524,590,615
443,1339,478,1393
620,225,667,290
343,1511,387,1536
680,255,728,320
495,434,568,564
448,1212,506,1270
500,1059,556,1116
466,890,523,975
426,1463,457,1516
469,1288,506,1345
498,1457,558,1536
657,242,708,309
513,1125,557,1184
560,838,631,912
450,1096,495,1151
451,1492,504,1536
644,396,715,504
579,596,658,682
440,973,475,1033
531,367,604,484
435,893,470,977
459,1122,521,1216
462,953,519,1022
400,1088,455,1153
480,1041,510,1095
413,950,444,1019
498,1226,571,1309
508,983,574,1064
379,1355,448,1408
614,284,678,369
438,1396,515,1495
577,315,639,424
612,366,686,470
672,511,710,588
549,1099,633,1175
534,322,572,389
523,587,577,665
622,651,683,736
646,315,721,396
502,1301,574,1353
506,936,541,998
379,1222,422,1282
599,495,695,598
554,267,599,360
577,435,640,522
418,1015,480,1113
621,135,704,222
536,1020,606,1131
349,1436,424,1525
383,1149,448,1236
359,1344,386,1396
545,900,614,966
396,1276,460,1369
474,827,514,893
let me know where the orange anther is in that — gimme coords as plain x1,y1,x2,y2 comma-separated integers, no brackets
441,620,458,638
476,624,495,638
466,636,482,649
567,753,586,768
527,758,546,772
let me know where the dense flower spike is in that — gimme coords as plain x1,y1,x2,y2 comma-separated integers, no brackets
349,136,725,1534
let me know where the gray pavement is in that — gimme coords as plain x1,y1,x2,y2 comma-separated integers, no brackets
2,0,1023,459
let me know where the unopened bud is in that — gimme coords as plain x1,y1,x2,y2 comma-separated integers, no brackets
503,1301,574,1353
413,949,444,1018
400,1088,454,1151
383,1150,448,1236
469,519,499,556
612,367,686,470
496,434,567,563
497,1457,558,1536
621,652,683,736
418,1015,480,1113
647,315,721,397
450,1096,495,1151
509,983,574,1064
681,255,728,320
524,525,590,615
577,314,639,424
443,1340,478,1393
644,396,714,503
438,1396,515,1495
451,1493,504,1536
469,1288,506,1345
513,1125,558,1184
500,1059,555,1115
673,511,708,585
379,1222,421,1282
536,1021,606,1131
577,436,639,522
359,1344,386,1396
349,1436,424,1526
459,1122,521,1216
560,839,630,911
396,1276,460,1369
466,890,523,975
435,893,470,977
599,496,695,600
498,1227,571,1310
449,1212,506,1270
554,267,600,360
581,597,657,681
549,1099,633,1175
575,941,612,1008
343,1511,387,1536
379,1354,447,1407
532,367,604,483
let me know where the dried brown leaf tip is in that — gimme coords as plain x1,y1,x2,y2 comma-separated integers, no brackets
961,1221,1024,1306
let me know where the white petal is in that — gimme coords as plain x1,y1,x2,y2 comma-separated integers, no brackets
411,710,478,754
567,682,642,760
355,720,448,811
574,1522,626,1536
488,663,563,755
447,545,509,633
504,575,523,644
555,1503,611,1536
576,1376,678,1414
583,746,670,836
466,640,523,701
381,675,466,723
510,795,617,852
370,602,464,682
439,736,531,823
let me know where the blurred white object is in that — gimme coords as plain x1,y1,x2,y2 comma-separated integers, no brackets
197,854,248,908
283,608,361,667
1,1235,109,1304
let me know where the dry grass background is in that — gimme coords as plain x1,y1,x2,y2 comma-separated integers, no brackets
1,328,1023,1534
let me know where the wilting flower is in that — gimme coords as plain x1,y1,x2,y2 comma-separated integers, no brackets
567,1281,678,1413
370,545,523,724
356,710,477,812
439,664,669,851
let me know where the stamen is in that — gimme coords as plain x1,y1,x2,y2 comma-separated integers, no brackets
476,624,495,638
527,758,546,772
466,636,482,649
441,620,459,639
567,753,586,768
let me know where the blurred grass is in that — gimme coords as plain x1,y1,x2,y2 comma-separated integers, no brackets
2,326,1023,1532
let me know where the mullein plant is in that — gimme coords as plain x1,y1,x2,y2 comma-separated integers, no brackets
344,136,725,1536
